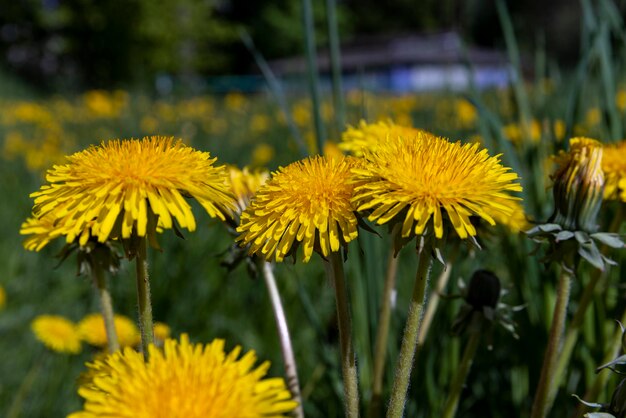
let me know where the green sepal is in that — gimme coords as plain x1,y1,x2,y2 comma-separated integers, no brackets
591,233,625,249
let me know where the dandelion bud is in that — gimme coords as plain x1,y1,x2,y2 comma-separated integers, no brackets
551,137,604,232
465,270,501,311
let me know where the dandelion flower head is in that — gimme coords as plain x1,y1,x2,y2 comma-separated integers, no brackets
602,139,626,202
78,313,140,348
340,120,423,156
68,334,297,418
227,166,269,216
237,156,359,262
353,131,523,239
31,315,82,354
23,136,235,250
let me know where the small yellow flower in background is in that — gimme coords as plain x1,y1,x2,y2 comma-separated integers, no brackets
31,315,82,354
292,102,311,127
22,136,235,249
456,99,477,128
586,108,602,127
68,334,297,418
0,285,6,310
251,143,275,167
250,114,270,134
153,322,171,342
602,140,626,202
139,115,159,133
224,91,247,112
554,119,566,141
340,120,422,156
552,137,604,231
616,89,626,111
502,120,541,144
78,313,140,348
237,156,359,262
352,131,523,240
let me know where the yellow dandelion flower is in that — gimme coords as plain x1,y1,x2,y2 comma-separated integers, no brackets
22,136,235,250
237,156,359,262
602,140,626,202
340,120,422,156
227,166,269,216
153,322,171,342
68,334,297,418
78,313,140,348
31,315,82,354
490,198,529,233
352,131,523,239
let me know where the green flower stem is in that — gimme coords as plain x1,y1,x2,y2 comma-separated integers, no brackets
261,261,305,418
388,247,433,418
530,270,572,418
418,261,453,345
368,250,399,418
441,314,482,418
547,268,604,408
135,237,154,360
326,251,360,418
573,305,626,418
93,263,120,353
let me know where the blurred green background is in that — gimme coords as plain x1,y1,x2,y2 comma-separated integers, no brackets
1,0,626,417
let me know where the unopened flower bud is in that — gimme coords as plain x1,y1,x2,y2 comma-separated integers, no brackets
551,137,604,232
466,270,501,311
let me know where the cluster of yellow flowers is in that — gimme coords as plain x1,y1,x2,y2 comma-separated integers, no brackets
31,313,171,354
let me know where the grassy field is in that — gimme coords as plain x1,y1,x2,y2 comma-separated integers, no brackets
1,3,626,417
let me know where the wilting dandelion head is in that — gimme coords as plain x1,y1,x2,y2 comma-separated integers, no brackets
237,156,359,263
77,313,140,349
31,315,82,354
352,131,523,240
22,136,235,250
602,140,626,202
340,120,423,156
68,334,297,418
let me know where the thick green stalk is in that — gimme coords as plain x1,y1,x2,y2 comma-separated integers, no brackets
388,248,433,418
93,263,120,353
530,270,572,418
547,268,603,408
368,250,399,418
325,0,345,133
441,314,482,418
135,237,154,360
326,251,359,418
261,261,305,418
301,0,326,153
